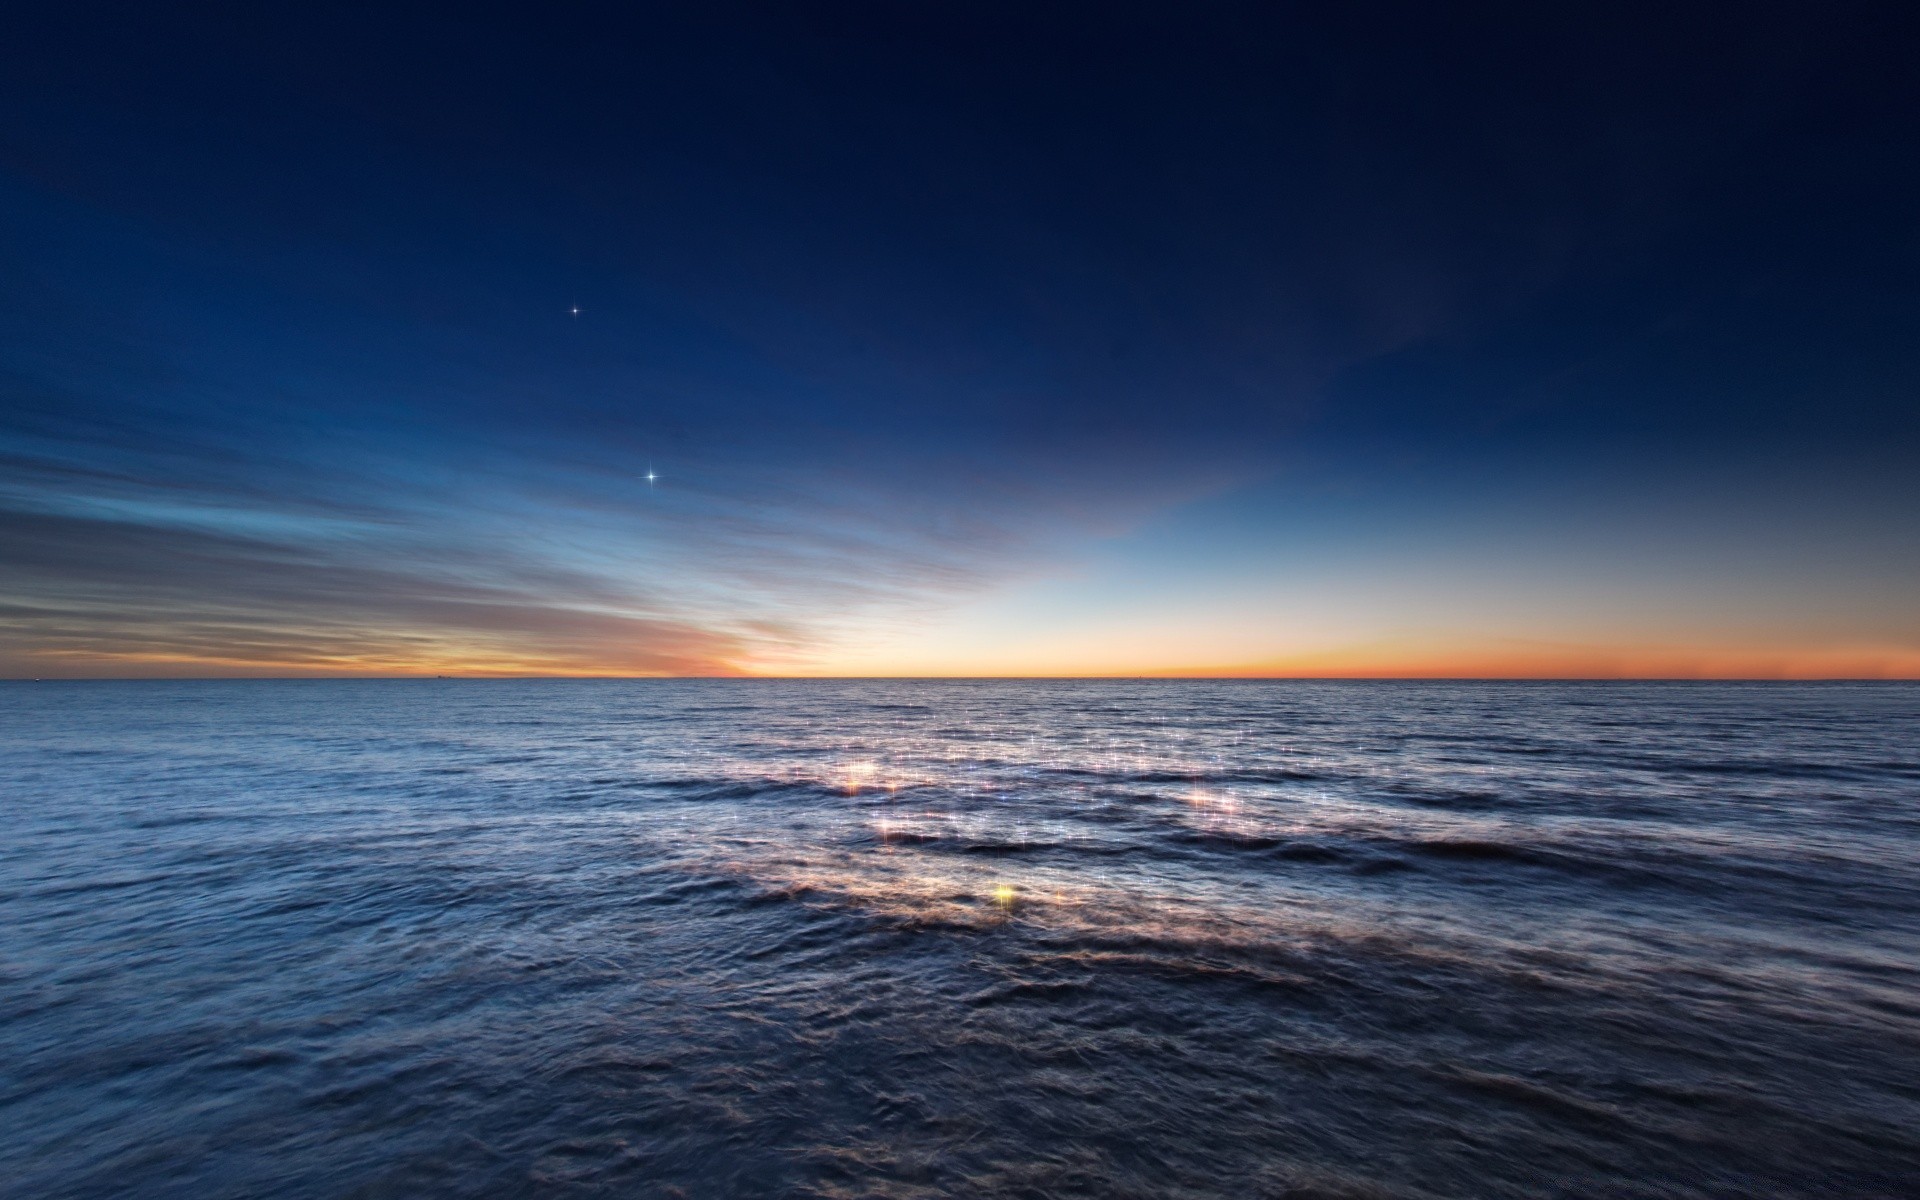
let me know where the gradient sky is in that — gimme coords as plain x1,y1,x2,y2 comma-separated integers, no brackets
3,2,1918,677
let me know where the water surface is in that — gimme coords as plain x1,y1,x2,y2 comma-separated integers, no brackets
3,680,1918,1197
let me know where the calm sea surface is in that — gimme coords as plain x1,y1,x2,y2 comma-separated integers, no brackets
3,680,1918,1198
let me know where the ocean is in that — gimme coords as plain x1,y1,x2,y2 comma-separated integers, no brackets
3,679,1917,1198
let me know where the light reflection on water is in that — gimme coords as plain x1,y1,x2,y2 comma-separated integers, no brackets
3,679,1919,1198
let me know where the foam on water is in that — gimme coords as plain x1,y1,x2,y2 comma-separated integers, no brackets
3,680,1918,1197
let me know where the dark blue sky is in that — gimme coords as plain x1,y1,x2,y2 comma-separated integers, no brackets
4,2,1917,675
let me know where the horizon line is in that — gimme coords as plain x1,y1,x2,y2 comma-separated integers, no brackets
6,674,1918,683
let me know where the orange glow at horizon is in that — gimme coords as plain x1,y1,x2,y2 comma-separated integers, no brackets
1146,647,1920,681
13,631,1920,681
784,636,1920,681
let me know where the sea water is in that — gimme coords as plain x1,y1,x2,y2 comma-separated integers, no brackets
3,680,1917,1197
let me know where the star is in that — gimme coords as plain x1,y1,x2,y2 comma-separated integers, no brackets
645,463,657,487
569,304,580,317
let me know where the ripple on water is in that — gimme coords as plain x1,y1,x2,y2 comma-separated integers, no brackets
1,679,1918,1199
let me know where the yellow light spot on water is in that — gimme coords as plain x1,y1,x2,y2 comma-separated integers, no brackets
993,883,1017,907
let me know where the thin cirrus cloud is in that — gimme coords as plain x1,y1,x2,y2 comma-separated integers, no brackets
0,180,1286,676
0,305,1242,677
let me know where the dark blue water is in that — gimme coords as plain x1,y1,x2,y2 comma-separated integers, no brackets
3,681,1918,1198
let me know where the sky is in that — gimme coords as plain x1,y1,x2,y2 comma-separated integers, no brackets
2,2,1917,678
